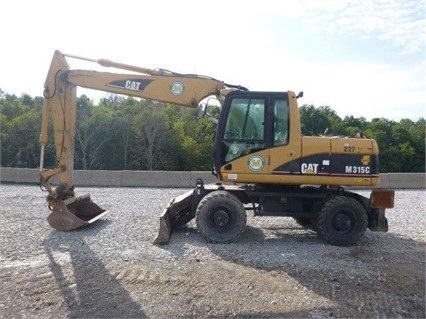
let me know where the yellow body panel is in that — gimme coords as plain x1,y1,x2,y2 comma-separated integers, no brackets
220,135,380,187
221,171,378,187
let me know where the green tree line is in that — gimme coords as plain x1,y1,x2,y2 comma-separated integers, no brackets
1,90,424,173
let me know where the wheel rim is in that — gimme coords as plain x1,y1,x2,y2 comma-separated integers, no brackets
208,206,233,230
332,211,354,233
213,209,230,226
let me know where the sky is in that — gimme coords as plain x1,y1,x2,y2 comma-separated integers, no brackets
1,0,425,121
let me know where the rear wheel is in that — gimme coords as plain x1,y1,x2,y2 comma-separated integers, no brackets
317,196,367,246
195,191,247,243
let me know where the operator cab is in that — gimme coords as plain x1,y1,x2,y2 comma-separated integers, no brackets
213,91,290,175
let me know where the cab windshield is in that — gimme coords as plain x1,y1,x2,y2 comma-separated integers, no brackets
223,98,265,162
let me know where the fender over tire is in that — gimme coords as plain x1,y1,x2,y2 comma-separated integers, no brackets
195,191,247,243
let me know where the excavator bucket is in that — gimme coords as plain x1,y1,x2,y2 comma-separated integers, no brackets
47,194,107,231
153,190,195,245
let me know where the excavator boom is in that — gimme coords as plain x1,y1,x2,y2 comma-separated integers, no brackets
39,50,239,231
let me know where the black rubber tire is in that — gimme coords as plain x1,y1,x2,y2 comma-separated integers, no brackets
317,196,367,246
195,191,247,243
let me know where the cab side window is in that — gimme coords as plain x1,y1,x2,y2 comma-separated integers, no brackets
273,98,289,146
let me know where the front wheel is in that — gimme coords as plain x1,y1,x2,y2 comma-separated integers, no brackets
317,196,367,246
195,191,247,243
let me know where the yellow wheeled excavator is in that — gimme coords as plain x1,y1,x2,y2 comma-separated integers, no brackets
39,50,394,246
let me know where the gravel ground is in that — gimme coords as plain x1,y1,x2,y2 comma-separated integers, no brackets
0,184,425,319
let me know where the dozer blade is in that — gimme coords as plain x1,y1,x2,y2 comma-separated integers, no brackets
47,193,107,231
153,190,195,245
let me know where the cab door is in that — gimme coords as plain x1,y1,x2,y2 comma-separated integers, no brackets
213,91,270,182
268,95,302,182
